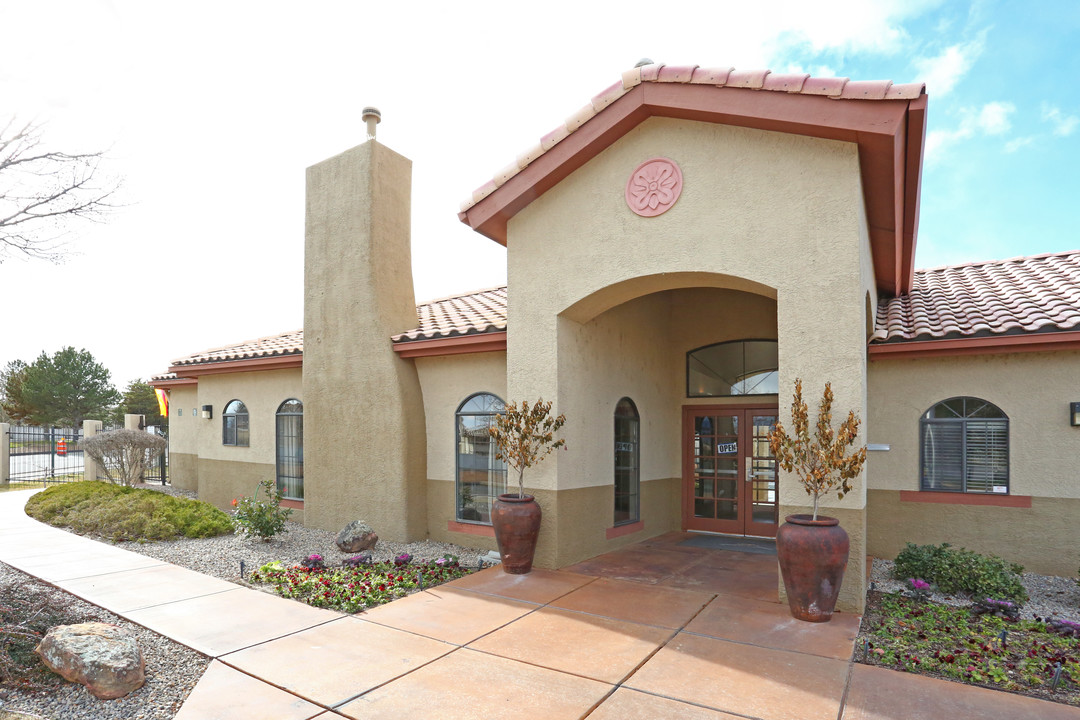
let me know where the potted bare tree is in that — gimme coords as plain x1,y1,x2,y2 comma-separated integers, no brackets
768,379,866,622
488,399,566,574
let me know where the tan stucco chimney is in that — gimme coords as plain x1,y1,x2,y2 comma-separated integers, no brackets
302,131,427,541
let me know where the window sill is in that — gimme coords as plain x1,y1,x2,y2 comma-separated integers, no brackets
606,520,645,539
280,499,304,509
899,491,1031,508
447,520,495,537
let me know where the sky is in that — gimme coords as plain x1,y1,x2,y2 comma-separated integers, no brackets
1,0,1077,389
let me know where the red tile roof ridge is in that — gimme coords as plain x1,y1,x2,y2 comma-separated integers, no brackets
414,285,507,307
460,62,925,213
171,329,304,366
915,248,1080,274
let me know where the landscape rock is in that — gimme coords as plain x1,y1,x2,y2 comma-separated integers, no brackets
335,520,378,553
34,622,145,700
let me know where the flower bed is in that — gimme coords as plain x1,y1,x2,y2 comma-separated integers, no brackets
857,591,1080,706
249,556,472,613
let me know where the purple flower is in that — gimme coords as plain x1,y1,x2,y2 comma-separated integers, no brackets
909,578,931,590
393,553,412,567
307,554,323,563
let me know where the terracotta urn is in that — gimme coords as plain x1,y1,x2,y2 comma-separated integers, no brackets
491,494,541,574
776,514,849,622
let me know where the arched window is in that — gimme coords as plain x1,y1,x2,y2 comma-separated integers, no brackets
921,397,1009,494
222,400,249,447
687,340,778,397
276,399,303,499
614,398,640,526
456,393,507,523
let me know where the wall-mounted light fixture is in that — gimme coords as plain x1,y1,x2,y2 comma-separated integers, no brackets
201,405,213,420
1071,402,1080,427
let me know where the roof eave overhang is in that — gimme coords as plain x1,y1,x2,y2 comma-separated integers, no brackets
167,354,304,378
458,83,926,297
148,376,198,389
868,329,1080,360
391,331,507,358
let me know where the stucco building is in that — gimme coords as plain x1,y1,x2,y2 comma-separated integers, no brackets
153,63,1080,613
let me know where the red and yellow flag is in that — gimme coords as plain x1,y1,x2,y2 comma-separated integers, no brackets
155,388,169,418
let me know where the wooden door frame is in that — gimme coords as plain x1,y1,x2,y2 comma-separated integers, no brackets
681,402,779,535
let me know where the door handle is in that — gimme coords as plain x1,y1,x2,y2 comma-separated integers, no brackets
745,461,753,482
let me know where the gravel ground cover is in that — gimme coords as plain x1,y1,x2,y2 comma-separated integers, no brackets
870,557,1080,622
0,563,207,720
123,484,485,584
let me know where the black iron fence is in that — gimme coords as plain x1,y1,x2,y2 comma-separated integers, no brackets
7,425,85,485
143,427,169,485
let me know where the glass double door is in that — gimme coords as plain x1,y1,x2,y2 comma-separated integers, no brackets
682,406,779,537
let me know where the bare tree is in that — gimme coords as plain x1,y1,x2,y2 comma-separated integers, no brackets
0,117,119,262
83,429,165,487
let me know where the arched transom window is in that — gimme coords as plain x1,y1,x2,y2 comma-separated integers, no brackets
687,340,778,397
456,393,507,524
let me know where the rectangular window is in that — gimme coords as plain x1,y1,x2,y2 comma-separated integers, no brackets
921,419,1008,493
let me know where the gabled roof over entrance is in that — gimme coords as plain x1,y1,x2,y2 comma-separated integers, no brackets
457,62,928,297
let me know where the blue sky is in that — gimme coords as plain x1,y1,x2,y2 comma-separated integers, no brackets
1,0,1077,385
790,1,1080,269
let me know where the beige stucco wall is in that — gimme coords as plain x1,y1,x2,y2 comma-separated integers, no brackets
415,351,507,548
868,350,1080,497
866,350,1080,574
506,117,873,612
163,369,302,514
303,139,427,540
166,386,199,491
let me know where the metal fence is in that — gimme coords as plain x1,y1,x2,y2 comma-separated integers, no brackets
7,425,85,485
143,427,169,485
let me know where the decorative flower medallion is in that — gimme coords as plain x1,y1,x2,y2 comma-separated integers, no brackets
625,157,683,217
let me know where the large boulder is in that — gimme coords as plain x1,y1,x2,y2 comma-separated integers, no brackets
35,622,145,700
336,520,378,553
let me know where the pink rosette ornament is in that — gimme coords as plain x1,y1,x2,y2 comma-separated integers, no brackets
625,158,683,217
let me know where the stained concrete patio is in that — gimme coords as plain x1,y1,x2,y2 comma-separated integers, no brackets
1,489,1077,719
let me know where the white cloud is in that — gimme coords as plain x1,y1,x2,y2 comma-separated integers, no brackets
975,102,1015,135
1041,103,1079,137
1004,136,1035,153
913,36,985,97
925,101,1016,162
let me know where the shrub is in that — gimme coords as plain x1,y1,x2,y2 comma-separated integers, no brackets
24,481,232,541
82,429,166,487
893,543,1028,603
232,478,292,541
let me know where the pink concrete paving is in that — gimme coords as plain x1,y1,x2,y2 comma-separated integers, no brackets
2,490,1078,719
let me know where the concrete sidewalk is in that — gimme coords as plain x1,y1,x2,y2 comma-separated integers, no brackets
1,489,1077,719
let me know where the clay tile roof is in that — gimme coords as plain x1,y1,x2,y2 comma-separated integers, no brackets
168,288,509,369
171,330,304,366
392,286,507,342
151,372,178,382
872,250,1080,344
459,61,923,214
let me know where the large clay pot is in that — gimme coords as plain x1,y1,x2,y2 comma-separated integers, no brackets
776,514,849,623
491,494,542,574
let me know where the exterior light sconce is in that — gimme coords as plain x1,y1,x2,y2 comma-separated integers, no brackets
201,405,213,420
1071,402,1080,427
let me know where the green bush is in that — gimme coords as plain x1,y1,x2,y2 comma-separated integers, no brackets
25,481,232,541
231,478,292,541
893,542,1028,603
